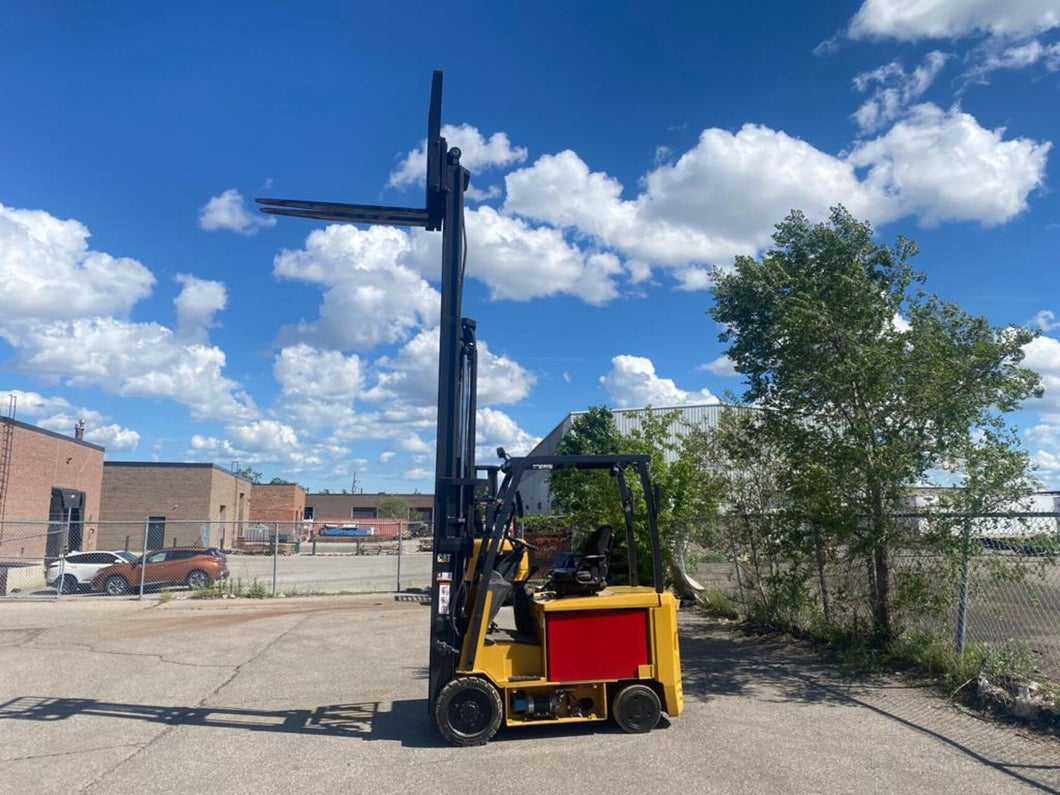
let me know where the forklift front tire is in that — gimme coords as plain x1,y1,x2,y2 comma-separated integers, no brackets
612,683,662,734
435,676,503,746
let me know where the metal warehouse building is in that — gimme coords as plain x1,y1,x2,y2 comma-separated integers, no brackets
520,402,737,515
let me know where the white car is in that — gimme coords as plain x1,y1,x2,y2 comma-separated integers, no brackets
46,550,138,594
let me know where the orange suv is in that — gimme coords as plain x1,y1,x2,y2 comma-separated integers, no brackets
92,548,229,595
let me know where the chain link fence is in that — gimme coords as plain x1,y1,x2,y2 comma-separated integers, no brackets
0,518,436,599
699,511,1060,685
0,515,589,600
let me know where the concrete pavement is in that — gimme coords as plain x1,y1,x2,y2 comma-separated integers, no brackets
0,595,1056,794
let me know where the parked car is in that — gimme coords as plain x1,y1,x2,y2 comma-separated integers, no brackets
46,550,138,594
92,548,229,595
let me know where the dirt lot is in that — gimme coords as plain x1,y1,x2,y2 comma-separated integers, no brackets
0,595,1056,794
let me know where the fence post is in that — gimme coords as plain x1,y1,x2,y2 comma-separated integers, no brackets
955,517,971,656
396,525,403,592
55,508,71,599
138,519,149,600
272,521,279,597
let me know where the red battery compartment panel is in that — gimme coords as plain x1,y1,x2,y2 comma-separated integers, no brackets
546,609,650,682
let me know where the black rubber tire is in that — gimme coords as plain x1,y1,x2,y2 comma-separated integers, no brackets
612,683,662,733
434,676,503,746
186,569,211,589
60,574,79,595
103,575,129,596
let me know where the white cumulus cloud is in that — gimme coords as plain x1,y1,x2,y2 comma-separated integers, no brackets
0,203,154,321
0,389,140,451
198,188,276,235
273,224,439,350
600,355,718,408
476,407,541,457
0,204,254,424
848,0,1060,41
853,51,949,132
365,326,535,408
388,124,528,188
7,317,256,422
406,206,624,304
174,274,227,343
699,356,738,377
848,103,1051,226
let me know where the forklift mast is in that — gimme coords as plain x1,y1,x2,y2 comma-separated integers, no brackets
257,72,477,710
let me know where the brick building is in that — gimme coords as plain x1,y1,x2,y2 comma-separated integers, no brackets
249,483,307,523
304,492,433,524
0,417,104,562
97,463,252,550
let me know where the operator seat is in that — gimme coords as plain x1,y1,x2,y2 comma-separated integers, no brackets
547,525,613,597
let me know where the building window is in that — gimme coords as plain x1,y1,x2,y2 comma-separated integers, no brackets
351,507,376,519
304,506,314,520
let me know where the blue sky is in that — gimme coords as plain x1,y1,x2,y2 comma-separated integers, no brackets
2,0,1060,491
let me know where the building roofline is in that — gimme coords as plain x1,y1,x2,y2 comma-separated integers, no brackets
570,401,747,416
103,461,253,482
305,492,432,498
0,416,105,451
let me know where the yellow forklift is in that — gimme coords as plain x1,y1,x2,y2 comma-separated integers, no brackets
434,451,684,744
259,72,683,746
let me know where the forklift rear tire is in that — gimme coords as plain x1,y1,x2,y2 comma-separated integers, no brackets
435,676,503,746
612,684,662,733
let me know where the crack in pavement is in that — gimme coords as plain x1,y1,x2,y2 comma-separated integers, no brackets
24,641,236,669
77,613,309,795
0,628,45,648
1,743,143,764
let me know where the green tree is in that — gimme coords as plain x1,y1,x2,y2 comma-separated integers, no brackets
710,207,1041,639
268,477,296,486
234,465,262,484
376,495,411,520
549,405,724,585
551,406,624,525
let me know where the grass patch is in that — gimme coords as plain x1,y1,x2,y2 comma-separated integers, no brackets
700,589,740,620
188,576,273,600
698,550,730,564
157,588,173,605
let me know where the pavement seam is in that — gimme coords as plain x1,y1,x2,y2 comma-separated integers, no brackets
77,612,308,795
